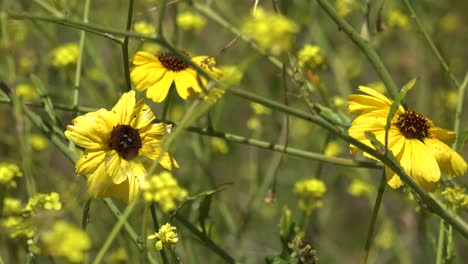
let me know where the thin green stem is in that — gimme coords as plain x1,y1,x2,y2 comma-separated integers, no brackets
93,199,139,264
157,0,168,38
161,86,175,122
72,0,91,118
140,204,149,263
316,0,398,99
150,203,169,264
402,0,460,88
362,172,387,264
453,72,468,150
81,198,92,230
121,0,134,92
436,219,446,264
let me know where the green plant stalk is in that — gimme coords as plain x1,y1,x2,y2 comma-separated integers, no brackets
33,0,63,17
316,0,398,99
161,86,175,122
402,0,460,88
149,203,169,264
140,204,149,264
453,72,468,150
436,219,446,264
81,198,92,230
72,0,91,118
173,213,235,263
362,172,386,264
121,0,134,92
158,0,168,38
93,198,139,264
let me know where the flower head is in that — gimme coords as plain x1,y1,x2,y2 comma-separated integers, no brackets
130,51,223,103
64,91,178,203
176,11,207,31
293,178,326,212
441,186,468,209
297,45,325,69
0,163,23,188
148,223,178,250
30,134,48,151
134,21,156,36
16,84,39,101
348,86,467,192
49,43,79,68
141,171,187,212
348,179,374,197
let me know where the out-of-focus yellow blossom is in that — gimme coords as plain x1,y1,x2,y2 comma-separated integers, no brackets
0,163,23,188
388,10,410,30
2,198,22,215
204,88,225,104
134,21,156,36
148,223,179,250
291,119,311,140
105,248,128,263
18,51,38,73
441,186,468,209
211,138,229,154
348,179,373,197
141,42,161,54
0,21,28,51
336,0,357,17
16,84,39,101
141,172,188,212
375,223,394,249
247,116,261,131
26,192,62,211
298,45,325,69
366,81,386,94
219,65,243,87
333,96,345,108
177,11,207,31
324,141,342,157
244,7,298,55
40,221,90,263
251,102,272,115
1,216,35,238
440,14,458,33
50,43,79,68
30,134,48,151
445,90,458,110
293,178,326,212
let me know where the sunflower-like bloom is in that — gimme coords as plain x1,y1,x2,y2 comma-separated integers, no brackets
130,51,223,103
64,91,178,203
348,86,467,192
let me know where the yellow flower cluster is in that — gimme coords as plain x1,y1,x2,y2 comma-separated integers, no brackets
30,134,48,151
134,21,156,36
0,162,23,188
293,178,326,212
141,172,188,212
441,186,468,209
210,138,229,154
50,43,79,68
16,84,39,101
177,11,207,31
324,141,342,157
247,102,272,131
244,8,298,55
347,179,374,197
218,65,243,87
148,223,179,250
388,10,410,30
25,192,62,211
297,45,325,69
40,221,91,263
335,0,357,17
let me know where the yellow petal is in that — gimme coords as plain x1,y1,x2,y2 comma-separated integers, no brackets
65,110,112,149
105,151,128,184
174,70,203,99
130,99,156,129
357,86,393,104
159,152,179,171
409,139,440,192
429,127,456,145
146,71,175,103
140,123,168,139
425,138,467,176
76,150,106,176
132,51,158,65
112,91,136,125
130,63,165,91
87,163,114,198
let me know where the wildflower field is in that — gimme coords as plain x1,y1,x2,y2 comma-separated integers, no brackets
1,0,468,263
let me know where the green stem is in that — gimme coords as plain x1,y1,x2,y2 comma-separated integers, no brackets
362,172,386,264
316,0,398,98
149,203,169,264
402,0,460,88
436,219,446,264
453,72,468,150
93,199,139,264
161,86,175,122
157,0,168,38
121,0,134,92
81,198,92,230
140,204,149,263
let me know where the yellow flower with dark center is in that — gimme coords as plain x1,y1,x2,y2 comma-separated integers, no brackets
130,51,223,103
64,91,178,203
348,86,467,192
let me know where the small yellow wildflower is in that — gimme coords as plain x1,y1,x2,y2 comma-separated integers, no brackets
388,10,410,30
441,186,468,209
141,172,188,212
332,96,345,108
131,51,223,103
293,178,326,212
50,43,79,68
25,192,62,211
324,141,342,157
40,221,90,263
0,163,23,188
297,45,325,69
244,7,298,55
134,21,156,36
16,84,39,101
141,43,161,54
30,134,48,151
1,216,35,239
251,102,272,115
348,86,467,192
177,11,207,31
347,179,374,197
148,223,179,250
247,117,261,131
336,0,357,17
219,65,243,87
2,198,22,215
210,138,229,154
375,223,394,249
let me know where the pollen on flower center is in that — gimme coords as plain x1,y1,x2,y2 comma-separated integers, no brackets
157,51,189,72
109,125,142,160
395,110,431,140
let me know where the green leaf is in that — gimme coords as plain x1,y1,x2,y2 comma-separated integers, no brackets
198,194,212,235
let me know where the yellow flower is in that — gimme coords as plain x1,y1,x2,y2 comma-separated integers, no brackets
40,221,91,263
388,10,410,30
297,45,325,69
30,134,48,151
348,86,467,192
250,102,271,115
347,179,373,197
210,138,229,154
0,163,23,188
336,0,357,17
141,171,187,212
130,51,222,103
16,84,39,101
134,21,156,36
64,91,179,203
293,178,326,212
441,186,468,209
176,11,207,31
324,141,342,157
50,43,79,68
25,192,62,211
2,198,22,215
244,7,298,55
148,223,179,250
218,65,243,87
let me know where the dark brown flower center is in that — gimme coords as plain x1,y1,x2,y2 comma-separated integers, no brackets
395,110,431,140
109,125,142,160
157,51,189,71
